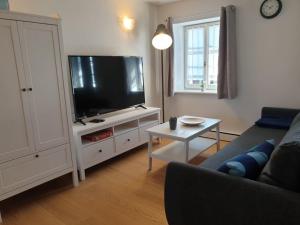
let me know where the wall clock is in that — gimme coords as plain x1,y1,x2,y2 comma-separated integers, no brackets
260,0,283,19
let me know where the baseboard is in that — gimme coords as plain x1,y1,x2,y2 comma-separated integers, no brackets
201,131,239,142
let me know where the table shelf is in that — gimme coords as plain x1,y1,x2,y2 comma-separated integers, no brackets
151,137,217,163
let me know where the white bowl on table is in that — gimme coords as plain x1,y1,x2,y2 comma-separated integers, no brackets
179,116,205,126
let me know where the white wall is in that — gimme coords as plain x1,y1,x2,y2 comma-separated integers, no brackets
8,0,300,134
10,0,161,108
158,0,300,134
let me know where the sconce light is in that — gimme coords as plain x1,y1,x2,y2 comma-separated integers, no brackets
121,16,135,31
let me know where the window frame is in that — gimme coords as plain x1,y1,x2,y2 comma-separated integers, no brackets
183,20,220,92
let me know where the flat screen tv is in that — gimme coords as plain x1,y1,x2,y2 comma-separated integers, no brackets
69,56,145,119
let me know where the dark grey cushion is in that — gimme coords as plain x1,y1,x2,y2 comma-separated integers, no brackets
259,121,300,191
262,107,300,120
200,126,286,169
291,112,300,127
280,119,300,144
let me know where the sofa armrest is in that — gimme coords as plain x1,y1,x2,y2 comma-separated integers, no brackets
165,162,300,225
261,107,300,119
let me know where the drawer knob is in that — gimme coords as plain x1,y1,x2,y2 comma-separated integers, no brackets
35,154,39,158
127,139,131,142
99,150,102,153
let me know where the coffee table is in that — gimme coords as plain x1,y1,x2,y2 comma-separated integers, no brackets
146,116,221,171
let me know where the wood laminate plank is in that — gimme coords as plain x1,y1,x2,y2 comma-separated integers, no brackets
1,140,228,225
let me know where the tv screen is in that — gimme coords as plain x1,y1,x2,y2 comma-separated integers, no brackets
69,56,145,118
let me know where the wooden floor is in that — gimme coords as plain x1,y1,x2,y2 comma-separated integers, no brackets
0,139,228,225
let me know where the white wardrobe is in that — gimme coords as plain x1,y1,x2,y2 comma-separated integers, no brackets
0,10,78,219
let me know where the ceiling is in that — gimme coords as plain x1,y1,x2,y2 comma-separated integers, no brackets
144,0,182,5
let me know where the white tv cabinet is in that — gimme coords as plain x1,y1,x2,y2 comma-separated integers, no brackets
73,107,160,180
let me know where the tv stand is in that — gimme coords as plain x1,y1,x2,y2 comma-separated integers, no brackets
73,107,160,181
135,104,147,110
89,118,105,123
75,118,86,126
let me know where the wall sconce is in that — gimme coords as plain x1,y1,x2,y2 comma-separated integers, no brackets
120,16,135,31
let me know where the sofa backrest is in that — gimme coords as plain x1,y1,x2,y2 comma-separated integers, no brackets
262,107,300,119
259,116,300,192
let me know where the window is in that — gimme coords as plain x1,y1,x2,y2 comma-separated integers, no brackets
173,17,220,93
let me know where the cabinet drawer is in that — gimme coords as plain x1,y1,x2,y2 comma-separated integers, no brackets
0,145,71,194
140,121,159,144
82,138,114,168
115,129,139,154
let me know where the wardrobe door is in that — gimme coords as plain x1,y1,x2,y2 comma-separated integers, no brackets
18,22,68,151
0,19,34,162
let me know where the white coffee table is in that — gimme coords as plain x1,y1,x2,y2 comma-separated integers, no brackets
146,116,221,171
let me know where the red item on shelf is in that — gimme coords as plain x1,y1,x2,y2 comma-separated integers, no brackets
82,130,113,142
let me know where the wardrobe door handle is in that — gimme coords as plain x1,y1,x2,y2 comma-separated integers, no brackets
28,88,33,91
35,154,39,158
21,88,26,92
99,150,102,153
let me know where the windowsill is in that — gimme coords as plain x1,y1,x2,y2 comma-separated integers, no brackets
174,90,217,95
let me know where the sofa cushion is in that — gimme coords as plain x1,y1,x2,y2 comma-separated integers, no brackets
280,118,300,144
200,126,286,170
217,140,275,179
261,107,300,121
255,108,300,130
255,117,293,129
291,113,300,128
259,121,300,191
